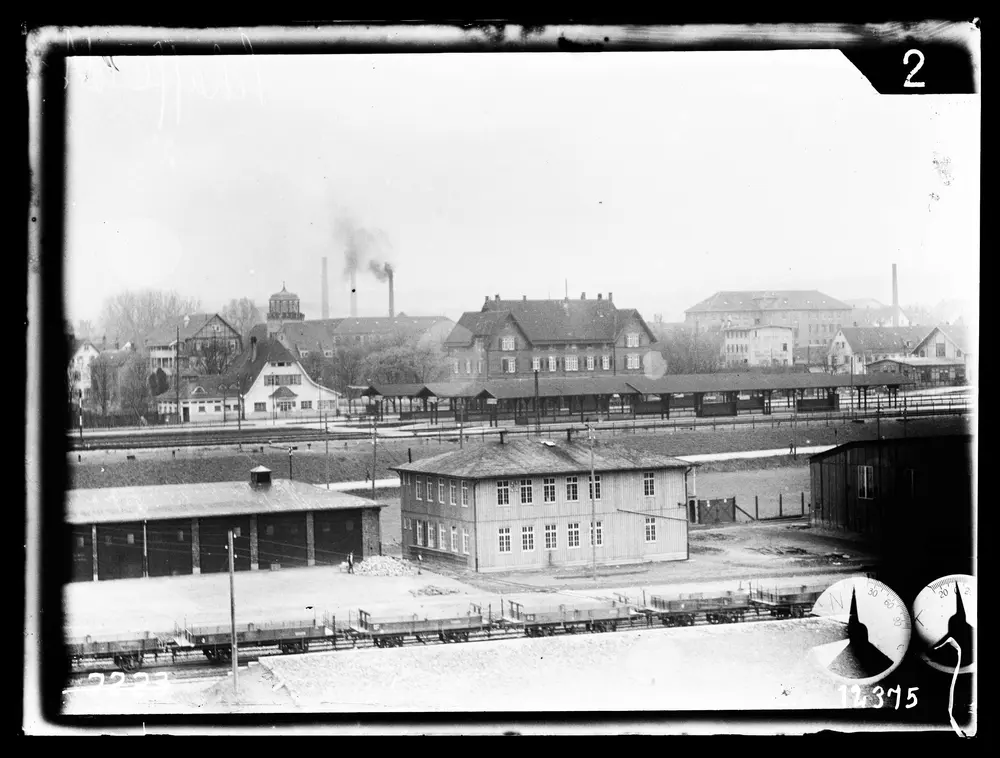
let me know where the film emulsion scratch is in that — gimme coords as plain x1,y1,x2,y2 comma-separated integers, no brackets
25,20,978,736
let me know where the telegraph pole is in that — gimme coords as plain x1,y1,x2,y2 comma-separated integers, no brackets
371,403,378,503
325,412,330,490
589,424,597,583
228,528,238,695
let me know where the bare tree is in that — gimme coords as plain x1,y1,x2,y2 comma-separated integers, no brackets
191,337,236,375
89,354,118,416
221,297,262,346
119,354,152,419
329,344,369,395
98,289,202,346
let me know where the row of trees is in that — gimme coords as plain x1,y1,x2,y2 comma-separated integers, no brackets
299,334,452,395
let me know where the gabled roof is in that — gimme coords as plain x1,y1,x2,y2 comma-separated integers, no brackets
143,313,239,347
205,324,302,395
837,326,932,354
445,298,654,347
916,324,973,354
391,438,694,480
686,291,852,314
269,385,299,399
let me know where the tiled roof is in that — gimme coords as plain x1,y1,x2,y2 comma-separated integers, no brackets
280,317,453,353
156,379,233,401
838,327,931,354
445,298,653,347
686,291,852,314
143,313,238,347
269,385,299,399
66,479,380,525
625,372,913,394
391,438,695,480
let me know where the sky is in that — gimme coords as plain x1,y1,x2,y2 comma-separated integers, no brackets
63,49,980,328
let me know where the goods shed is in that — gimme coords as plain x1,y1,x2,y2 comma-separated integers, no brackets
66,467,383,583
808,434,974,604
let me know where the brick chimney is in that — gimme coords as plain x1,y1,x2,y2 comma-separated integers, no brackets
581,292,586,300
608,292,613,302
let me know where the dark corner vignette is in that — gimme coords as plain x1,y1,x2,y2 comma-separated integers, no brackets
38,41,72,723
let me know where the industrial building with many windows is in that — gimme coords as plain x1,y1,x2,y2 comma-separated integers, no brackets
392,435,695,573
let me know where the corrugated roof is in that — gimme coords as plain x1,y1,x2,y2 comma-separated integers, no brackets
67,479,381,525
838,326,932,353
391,438,695,480
686,291,852,314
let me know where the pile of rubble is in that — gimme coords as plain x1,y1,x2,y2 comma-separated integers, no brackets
354,556,419,577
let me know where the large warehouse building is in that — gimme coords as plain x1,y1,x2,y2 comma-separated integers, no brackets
67,467,383,582
809,434,974,603
391,434,695,573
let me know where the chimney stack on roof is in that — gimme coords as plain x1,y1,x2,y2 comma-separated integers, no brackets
597,293,603,300
523,295,527,301
581,292,586,300
608,292,613,302
250,465,272,490
495,294,500,302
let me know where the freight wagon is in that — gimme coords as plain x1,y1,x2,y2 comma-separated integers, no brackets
175,618,337,661
352,607,489,648
67,632,174,672
502,599,641,636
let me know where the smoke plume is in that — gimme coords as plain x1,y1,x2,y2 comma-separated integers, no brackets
369,261,393,282
335,215,394,281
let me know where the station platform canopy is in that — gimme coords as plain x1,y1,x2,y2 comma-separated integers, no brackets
358,371,913,403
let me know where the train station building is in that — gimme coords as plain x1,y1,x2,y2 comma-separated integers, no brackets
66,467,383,582
392,435,695,573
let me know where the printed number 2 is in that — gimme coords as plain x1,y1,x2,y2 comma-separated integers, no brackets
904,49,926,88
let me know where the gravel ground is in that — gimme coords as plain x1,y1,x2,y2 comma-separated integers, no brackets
258,618,850,713
61,664,295,715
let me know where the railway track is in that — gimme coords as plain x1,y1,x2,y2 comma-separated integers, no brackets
68,399,971,452
66,603,828,688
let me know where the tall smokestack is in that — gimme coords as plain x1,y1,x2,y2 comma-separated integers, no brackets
892,264,899,327
322,257,329,319
388,266,395,318
351,270,358,318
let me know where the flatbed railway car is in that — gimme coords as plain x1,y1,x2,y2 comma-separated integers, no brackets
66,632,173,673
352,607,489,648
177,618,337,661
641,590,752,627
748,584,827,618
502,600,642,637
